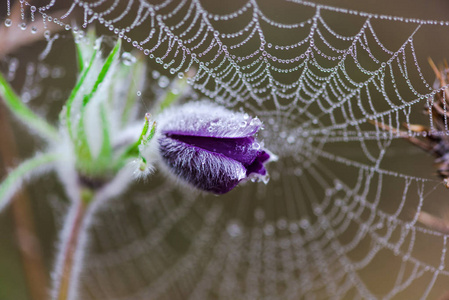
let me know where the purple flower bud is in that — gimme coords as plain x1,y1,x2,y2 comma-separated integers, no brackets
155,102,274,194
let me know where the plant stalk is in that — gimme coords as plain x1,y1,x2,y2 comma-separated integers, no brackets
54,188,93,300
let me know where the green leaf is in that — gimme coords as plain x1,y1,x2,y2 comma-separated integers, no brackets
98,103,112,166
74,117,92,166
115,114,156,168
74,39,122,172
75,29,98,72
84,38,122,106
0,72,58,141
64,45,98,138
121,56,146,126
0,152,61,213
145,120,157,144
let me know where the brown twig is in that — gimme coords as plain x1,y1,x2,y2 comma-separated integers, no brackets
0,104,48,300
417,211,449,235
368,119,433,152
0,2,76,299
438,289,449,300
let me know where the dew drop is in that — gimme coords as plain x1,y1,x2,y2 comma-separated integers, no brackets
152,70,160,79
252,142,260,150
177,72,184,79
22,92,31,103
299,219,310,229
121,52,136,66
263,224,275,236
31,26,37,34
250,117,261,126
136,91,142,97
20,23,27,30
158,75,170,88
4,19,12,27
226,221,242,237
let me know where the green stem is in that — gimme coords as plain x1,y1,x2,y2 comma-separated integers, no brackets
0,72,58,141
0,152,61,212
55,188,93,300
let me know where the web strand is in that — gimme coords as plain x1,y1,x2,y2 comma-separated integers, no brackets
3,0,449,299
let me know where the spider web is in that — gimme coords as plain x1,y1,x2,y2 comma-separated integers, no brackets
3,0,449,299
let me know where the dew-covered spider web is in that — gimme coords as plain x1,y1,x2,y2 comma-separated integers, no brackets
3,0,449,299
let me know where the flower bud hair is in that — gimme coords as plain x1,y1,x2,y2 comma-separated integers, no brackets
155,101,275,194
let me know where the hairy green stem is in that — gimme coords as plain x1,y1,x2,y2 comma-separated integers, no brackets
54,188,93,300
0,73,58,141
0,152,60,212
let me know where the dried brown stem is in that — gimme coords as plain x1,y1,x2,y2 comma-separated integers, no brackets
417,211,449,235
0,3,75,299
438,288,449,300
0,104,48,300
368,119,433,152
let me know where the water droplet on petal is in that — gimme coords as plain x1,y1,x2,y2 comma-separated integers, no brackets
250,117,261,126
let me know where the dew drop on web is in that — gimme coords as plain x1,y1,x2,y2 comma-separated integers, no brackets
3,1,449,299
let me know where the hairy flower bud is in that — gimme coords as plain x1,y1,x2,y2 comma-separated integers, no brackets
155,102,275,194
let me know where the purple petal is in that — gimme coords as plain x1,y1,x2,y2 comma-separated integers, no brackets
246,151,270,176
166,134,260,166
155,101,275,194
157,102,262,138
158,135,247,194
